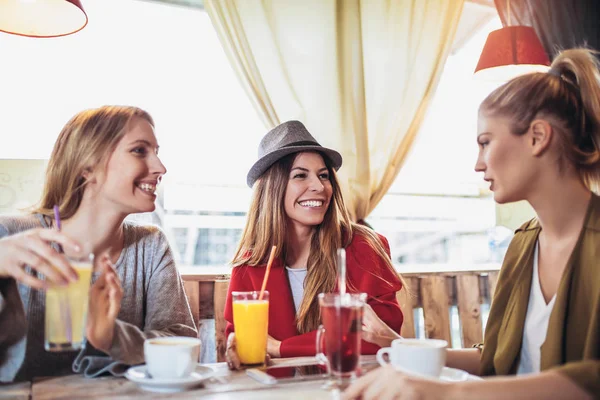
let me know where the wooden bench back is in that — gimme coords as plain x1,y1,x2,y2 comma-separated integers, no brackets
183,271,498,361
183,279,230,362
397,272,498,347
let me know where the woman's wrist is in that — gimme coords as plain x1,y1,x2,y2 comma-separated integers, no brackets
274,341,281,357
86,320,116,354
446,382,468,400
268,337,281,358
88,332,113,353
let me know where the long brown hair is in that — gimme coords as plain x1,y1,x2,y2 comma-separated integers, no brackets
232,151,401,333
480,48,600,191
32,106,154,219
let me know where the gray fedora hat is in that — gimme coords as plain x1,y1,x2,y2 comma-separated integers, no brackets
247,120,343,187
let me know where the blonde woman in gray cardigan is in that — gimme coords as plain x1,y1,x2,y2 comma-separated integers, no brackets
0,106,196,382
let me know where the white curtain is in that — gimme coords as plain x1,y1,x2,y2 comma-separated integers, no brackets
206,0,465,221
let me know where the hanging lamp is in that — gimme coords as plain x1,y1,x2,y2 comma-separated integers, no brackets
0,0,87,38
474,0,550,81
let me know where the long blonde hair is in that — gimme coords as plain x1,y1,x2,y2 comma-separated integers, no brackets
480,48,600,191
232,151,401,333
33,105,153,219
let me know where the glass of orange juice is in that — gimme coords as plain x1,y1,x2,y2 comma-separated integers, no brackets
232,290,269,365
45,252,94,352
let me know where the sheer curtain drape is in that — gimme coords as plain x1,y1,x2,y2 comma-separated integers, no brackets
206,0,464,221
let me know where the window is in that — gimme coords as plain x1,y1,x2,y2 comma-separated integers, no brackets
0,1,511,271
1,1,516,357
368,10,511,269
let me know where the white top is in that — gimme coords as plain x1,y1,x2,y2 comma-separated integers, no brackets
286,266,307,313
517,241,557,375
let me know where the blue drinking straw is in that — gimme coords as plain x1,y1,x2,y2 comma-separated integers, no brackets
53,205,62,230
53,205,64,254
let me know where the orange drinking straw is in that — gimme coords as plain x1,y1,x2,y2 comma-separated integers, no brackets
259,245,277,301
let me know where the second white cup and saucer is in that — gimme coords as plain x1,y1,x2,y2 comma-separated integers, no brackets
376,338,480,382
125,337,217,393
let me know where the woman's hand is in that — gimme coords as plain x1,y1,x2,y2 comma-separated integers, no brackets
226,332,242,370
0,228,81,289
343,365,451,400
226,333,275,370
362,303,402,347
267,335,281,358
86,255,123,353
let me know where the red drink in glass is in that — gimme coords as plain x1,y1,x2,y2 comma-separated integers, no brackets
316,293,366,378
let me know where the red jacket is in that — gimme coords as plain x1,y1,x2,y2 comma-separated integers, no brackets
224,232,403,358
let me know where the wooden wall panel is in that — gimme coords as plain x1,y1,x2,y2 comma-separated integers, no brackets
487,271,499,305
456,274,483,347
182,268,500,356
199,281,215,319
183,280,200,335
420,276,452,344
213,280,230,363
397,277,419,338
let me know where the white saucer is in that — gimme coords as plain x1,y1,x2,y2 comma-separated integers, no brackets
393,366,476,382
125,364,217,393
439,367,471,382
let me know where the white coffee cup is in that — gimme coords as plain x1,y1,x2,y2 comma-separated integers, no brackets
144,337,201,379
376,338,447,378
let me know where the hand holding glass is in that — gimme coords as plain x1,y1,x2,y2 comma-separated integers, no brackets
45,252,94,352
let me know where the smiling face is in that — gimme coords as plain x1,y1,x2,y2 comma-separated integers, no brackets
474,113,537,204
90,117,167,215
284,152,333,231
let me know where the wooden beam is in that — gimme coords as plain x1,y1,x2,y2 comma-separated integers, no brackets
183,281,200,333
456,275,483,348
214,280,230,363
420,276,452,344
487,271,500,305
0,382,31,400
397,277,419,338
199,281,215,319
179,264,501,281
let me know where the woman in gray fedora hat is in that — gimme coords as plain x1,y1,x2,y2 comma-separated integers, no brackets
223,120,405,368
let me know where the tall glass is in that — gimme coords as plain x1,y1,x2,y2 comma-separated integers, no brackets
44,252,94,352
232,291,269,365
316,292,367,384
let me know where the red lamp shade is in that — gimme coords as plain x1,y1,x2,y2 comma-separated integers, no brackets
475,26,551,81
0,0,87,38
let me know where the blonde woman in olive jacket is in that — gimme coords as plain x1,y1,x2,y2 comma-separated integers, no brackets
344,48,599,400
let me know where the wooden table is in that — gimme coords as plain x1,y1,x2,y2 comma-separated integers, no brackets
26,357,370,400
0,382,31,400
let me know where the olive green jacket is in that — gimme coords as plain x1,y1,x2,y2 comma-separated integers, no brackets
480,194,600,398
